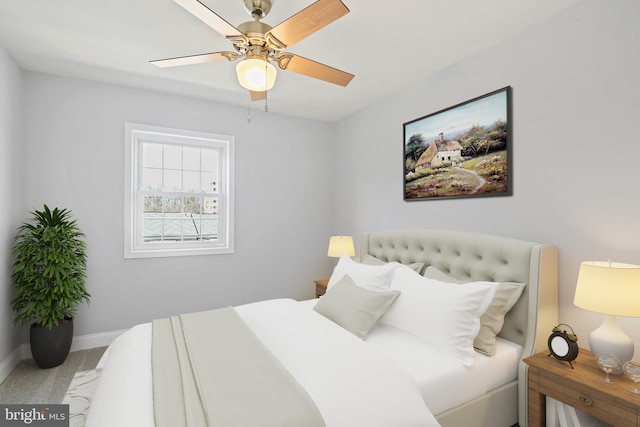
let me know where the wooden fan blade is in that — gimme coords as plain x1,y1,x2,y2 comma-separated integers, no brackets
250,91,267,101
276,53,354,87
151,51,237,68
173,0,245,39
265,0,349,49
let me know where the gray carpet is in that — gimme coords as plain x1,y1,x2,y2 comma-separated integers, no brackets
0,347,106,404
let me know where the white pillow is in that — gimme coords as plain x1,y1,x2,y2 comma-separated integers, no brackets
423,266,526,356
380,268,496,366
361,254,425,274
328,254,396,292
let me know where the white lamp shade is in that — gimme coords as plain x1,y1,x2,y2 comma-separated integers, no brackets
236,57,277,91
573,261,640,317
327,236,355,258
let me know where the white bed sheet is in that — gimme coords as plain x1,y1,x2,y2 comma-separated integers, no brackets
366,324,522,415
298,299,522,415
86,299,440,427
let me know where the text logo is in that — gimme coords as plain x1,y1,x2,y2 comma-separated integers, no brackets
0,405,68,427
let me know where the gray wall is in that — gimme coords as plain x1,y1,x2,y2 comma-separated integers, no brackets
21,73,336,336
0,45,23,361
333,0,640,356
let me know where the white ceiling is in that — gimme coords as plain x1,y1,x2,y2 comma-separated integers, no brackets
0,0,582,122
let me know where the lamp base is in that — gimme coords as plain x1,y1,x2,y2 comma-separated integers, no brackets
589,315,634,374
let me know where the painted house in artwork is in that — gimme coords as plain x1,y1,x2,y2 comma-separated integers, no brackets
414,133,463,171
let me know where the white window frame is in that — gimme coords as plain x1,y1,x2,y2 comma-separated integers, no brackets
124,123,234,258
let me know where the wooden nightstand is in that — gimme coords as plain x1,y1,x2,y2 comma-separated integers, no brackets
314,279,328,298
524,349,640,426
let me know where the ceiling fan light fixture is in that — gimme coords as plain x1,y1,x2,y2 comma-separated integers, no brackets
236,57,277,91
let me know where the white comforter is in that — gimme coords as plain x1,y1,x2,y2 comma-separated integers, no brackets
85,298,440,427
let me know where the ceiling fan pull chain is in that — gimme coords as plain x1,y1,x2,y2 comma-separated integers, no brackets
247,93,252,123
264,62,269,113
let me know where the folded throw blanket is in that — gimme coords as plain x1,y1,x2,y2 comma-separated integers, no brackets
152,307,325,427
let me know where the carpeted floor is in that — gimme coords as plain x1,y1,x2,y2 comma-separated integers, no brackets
0,347,106,405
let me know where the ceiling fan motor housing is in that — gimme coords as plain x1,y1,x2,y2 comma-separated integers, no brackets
243,0,272,19
237,21,273,45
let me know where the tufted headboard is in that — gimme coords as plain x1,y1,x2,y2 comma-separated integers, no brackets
360,229,558,426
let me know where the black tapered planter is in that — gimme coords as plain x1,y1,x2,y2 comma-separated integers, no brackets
30,318,73,369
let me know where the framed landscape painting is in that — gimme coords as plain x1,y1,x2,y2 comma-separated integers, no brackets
403,86,512,201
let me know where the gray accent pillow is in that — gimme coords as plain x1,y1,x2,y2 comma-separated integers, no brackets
314,275,400,339
361,254,425,274
423,266,525,356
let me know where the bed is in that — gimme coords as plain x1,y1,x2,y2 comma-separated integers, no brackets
358,229,558,427
85,229,557,427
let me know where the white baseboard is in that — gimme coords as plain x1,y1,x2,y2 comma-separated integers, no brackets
0,328,126,383
0,346,26,385
69,328,127,352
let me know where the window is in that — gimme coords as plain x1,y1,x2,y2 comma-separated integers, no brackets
124,123,234,258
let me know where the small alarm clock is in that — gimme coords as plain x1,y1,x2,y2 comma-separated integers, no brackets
547,324,579,368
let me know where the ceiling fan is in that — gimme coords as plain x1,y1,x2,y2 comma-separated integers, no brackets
151,0,355,101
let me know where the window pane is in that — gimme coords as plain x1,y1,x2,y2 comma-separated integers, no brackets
201,172,218,193
143,196,163,213
183,219,200,241
163,145,182,170
163,169,182,191
201,149,219,172
184,197,201,215
204,197,218,215
200,220,218,241
142,168,162,190
163,220,183,241
164,196,182,213
183,171,201,192
183,147,200,171
143,220,164,242
143,143,163,168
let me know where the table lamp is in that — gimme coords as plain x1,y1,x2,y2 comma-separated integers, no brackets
573,261,640,370
327,236,355,258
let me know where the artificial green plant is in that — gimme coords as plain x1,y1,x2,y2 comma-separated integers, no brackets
11,205,90,329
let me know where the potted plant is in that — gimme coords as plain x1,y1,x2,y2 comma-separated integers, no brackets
10,205,90,369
